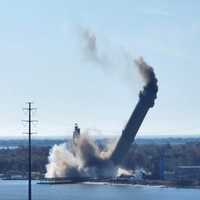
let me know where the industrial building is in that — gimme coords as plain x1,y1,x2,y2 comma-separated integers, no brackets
175,166,200,181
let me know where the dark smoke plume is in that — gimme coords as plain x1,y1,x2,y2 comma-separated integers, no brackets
134,57,157,86
135,57,158,103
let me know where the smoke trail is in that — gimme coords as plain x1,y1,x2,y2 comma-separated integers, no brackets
80,28,139,88
81,28,130,66
80,28,158,86
81,29,104,64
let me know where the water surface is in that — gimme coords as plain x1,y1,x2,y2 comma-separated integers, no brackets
0,180,200,200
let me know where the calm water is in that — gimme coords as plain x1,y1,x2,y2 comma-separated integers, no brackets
0,180,200,200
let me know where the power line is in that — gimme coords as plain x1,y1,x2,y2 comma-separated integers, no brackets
22,102,37,200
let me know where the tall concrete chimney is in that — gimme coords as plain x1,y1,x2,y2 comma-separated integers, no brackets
110,79,158,165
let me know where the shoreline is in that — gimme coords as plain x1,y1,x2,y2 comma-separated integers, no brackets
1,178,200,189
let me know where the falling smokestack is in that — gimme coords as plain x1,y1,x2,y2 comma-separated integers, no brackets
110,58,158,165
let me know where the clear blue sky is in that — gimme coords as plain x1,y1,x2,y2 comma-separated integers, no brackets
0,0,199,137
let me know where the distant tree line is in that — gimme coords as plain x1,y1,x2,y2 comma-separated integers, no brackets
0,142,200,177
0,146,49,174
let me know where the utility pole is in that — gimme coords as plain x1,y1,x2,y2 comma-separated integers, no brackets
23,102,37,200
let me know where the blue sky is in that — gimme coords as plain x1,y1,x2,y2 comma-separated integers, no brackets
0,0,199,137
